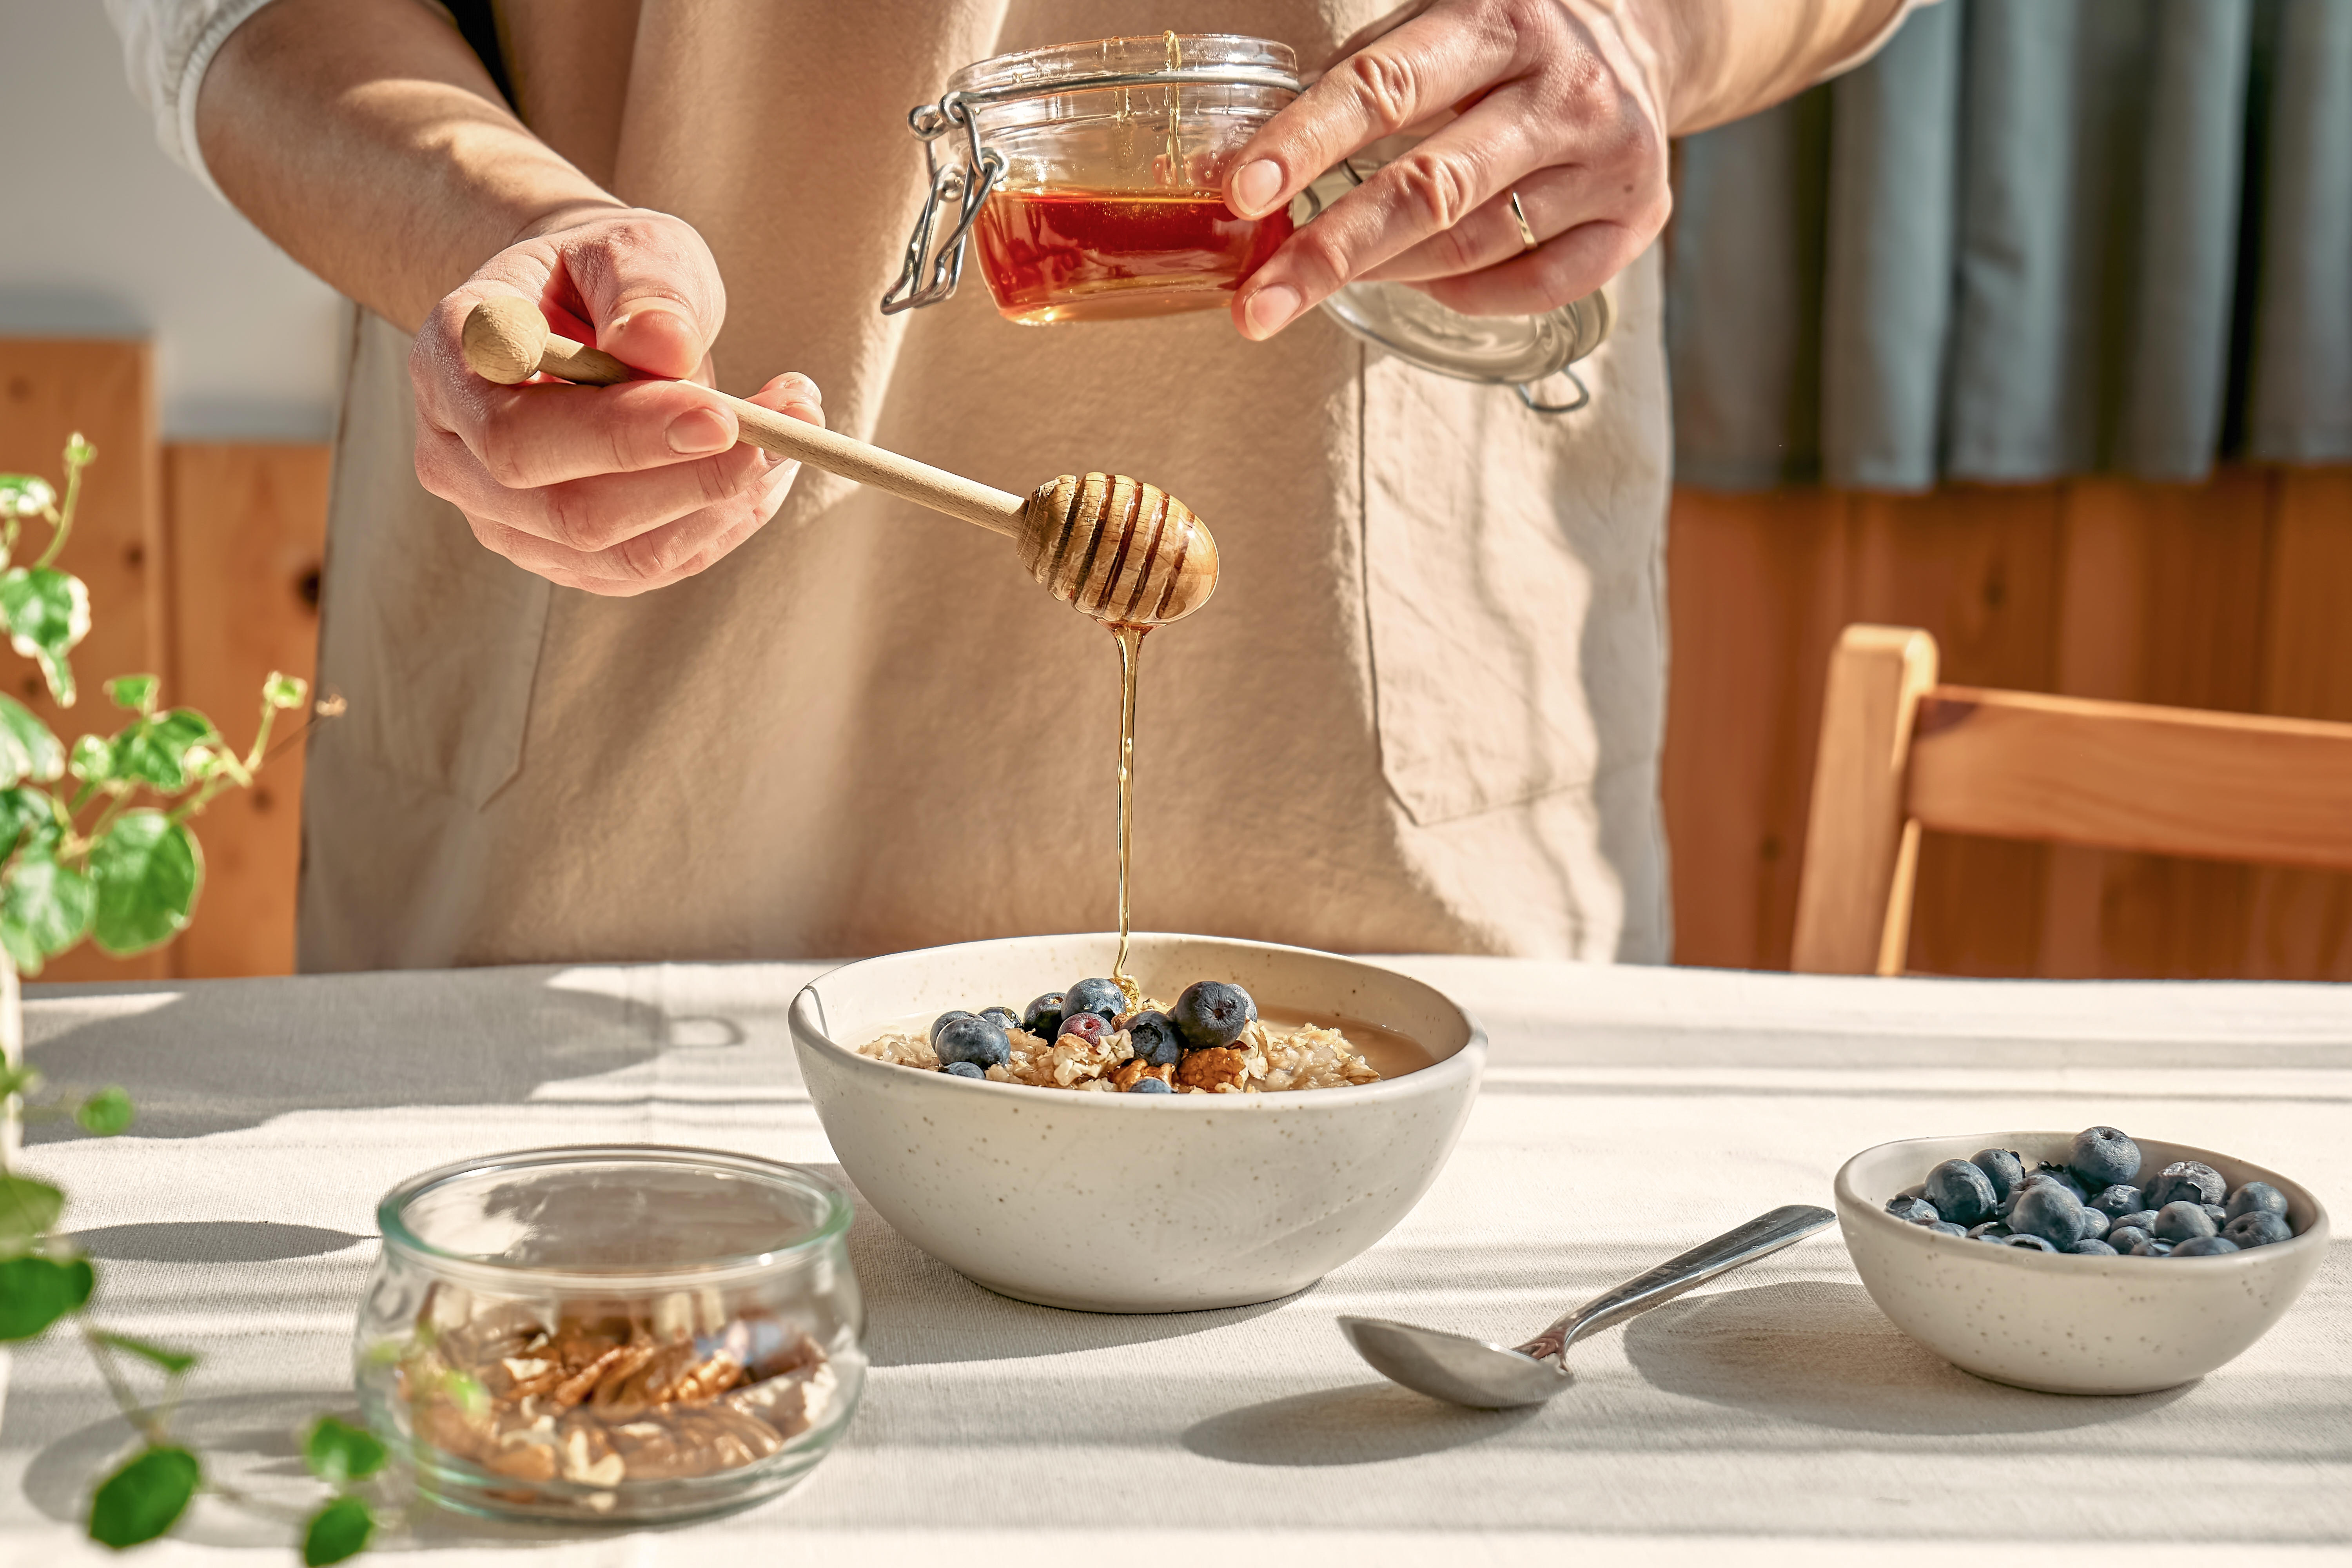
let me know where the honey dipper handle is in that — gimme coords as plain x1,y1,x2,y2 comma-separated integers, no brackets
459,298,1026,539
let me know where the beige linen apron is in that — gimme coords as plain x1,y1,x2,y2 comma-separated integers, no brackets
298,0,1673,969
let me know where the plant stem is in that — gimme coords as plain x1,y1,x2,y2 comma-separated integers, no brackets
33,446,88,572
80,1324,168,1446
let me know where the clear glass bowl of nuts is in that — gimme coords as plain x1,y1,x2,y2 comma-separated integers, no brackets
353,1145,863,1523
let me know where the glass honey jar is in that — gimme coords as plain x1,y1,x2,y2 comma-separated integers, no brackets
882,34,1303,324
882,33,1614,413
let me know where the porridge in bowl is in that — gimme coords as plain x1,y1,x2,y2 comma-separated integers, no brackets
856,975,1430,1093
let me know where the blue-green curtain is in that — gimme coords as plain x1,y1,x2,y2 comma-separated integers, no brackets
1667,0,2352,491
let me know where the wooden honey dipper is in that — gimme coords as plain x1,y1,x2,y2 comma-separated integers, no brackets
461,298,1218,625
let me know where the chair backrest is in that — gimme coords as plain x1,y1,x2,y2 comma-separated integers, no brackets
1791,624,2352,975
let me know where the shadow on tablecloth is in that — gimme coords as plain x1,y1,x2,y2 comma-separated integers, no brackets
1621,1279,2194,1434
21,968,744,1143
1181,1381,1538,1465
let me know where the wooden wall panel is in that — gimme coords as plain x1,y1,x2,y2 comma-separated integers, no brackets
2242,470,2352,980
162,446,328,978
1666,466,2352,980
0,340,169,983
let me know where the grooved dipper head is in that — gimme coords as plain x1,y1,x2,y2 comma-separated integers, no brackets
1017,472,1218,626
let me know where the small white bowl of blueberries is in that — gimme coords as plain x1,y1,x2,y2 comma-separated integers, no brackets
1836,1126,2328,1395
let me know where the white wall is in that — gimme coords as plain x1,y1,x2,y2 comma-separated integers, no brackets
0,0,344,441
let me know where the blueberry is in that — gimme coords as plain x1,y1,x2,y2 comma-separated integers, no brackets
1971,1148,2027,1205
2075,1207,2109,1240
929,1009,975,1042
2107,1225,2152,1252
2089,1184,2145,1220
1926,1159,1998,1226
935,1015,1010,1069
2147,1160,2226,1210
1927,1221,1969,1237
1885,1196,1942,1225
940,1061,985,1080
2030,1163,2089,1203
1974,1232,2009,1245
2226,1182,2288,1222
1057,1013,1107,1045
2200,1203,2230,1230
1021,993,1066,1038
1127,1076,1174,1094
978,1006,1021,1033
2222,1212,2292,1249
2067,1238,2119,1256
2151,1200,2217,1242
2010,1183,2088,1246
2067,1126,2141,1190
1124,1010,1183,1068
1063,978,1126,1025
2002,1234,2059,1252
2110,1210,2158,1234
2170,1236,2241,1258
2131,1240,2174,1257
1967,1221,2010,1240
1172,981,1255,1050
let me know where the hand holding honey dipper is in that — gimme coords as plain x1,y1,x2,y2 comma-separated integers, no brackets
459,297,1217,626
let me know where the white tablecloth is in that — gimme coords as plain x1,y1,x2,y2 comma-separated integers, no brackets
1,960,2347,1565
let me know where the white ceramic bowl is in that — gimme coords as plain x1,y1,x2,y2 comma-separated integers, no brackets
1837,1132,2330,1394
788,933,1484,1312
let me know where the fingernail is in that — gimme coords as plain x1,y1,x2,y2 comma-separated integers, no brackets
1244,283,1302,337
1232,159,1283,216
667,406,735,454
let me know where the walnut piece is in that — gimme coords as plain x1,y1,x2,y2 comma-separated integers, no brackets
1175,1045,1247,1091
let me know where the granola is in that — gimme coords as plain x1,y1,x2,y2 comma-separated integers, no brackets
398,1284,837,1501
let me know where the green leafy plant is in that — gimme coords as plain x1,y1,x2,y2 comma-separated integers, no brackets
0,437,373,1559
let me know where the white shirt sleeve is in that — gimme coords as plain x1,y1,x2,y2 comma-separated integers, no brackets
101,0,285,199
1810,0,1945,85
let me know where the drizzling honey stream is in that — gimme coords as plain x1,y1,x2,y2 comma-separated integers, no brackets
1111,622,1147,1002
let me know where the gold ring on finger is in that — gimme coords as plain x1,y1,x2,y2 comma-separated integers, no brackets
1508,189,1539,253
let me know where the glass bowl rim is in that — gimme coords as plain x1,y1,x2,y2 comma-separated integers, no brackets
374,1142,853,1287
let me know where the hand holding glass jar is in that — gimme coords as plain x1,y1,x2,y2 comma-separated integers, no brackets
1219,0,1676,338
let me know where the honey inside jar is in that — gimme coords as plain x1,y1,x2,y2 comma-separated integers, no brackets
973,189,1293,323
940,33,1301,325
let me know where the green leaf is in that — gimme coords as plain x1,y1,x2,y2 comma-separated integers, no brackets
0,476,56,520
87,1444,197,1549
77,1085,134,1136
0,566,90,708
89,811,200,955
104,675,158,716
2,842,96,968
0,1253,94,1339
0,695,63,786
0,1062,40,1099
0,787,57,862
303,1416,388,1483
67,733,111,784
91,1329,196,1375
107,709,218,791
263,672,308,711
301,1495,374,1566
0,1174,64,1252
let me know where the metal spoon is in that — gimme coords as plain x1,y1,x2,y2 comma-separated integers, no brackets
1339,1203,1836,1408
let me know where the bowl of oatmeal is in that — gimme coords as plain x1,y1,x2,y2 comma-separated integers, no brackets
788,932,1485,1312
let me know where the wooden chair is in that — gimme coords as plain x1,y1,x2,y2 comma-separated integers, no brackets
1791,624,2352,975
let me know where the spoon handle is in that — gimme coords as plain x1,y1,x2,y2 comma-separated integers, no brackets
1512,1204,1834,1363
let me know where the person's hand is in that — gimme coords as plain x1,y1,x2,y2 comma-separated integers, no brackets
410,207,822,595
1223,0,1671,337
